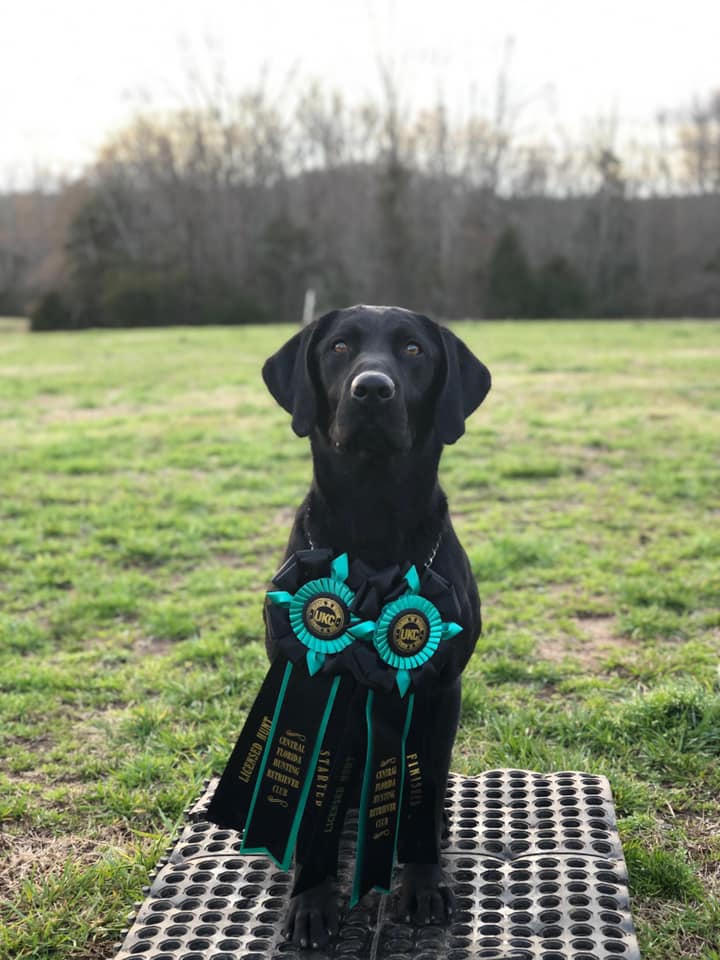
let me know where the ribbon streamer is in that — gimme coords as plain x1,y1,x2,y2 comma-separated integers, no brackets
206,656,289,834
350,563,462,903
292,727,360,896
207,550,374,869
240,664,342,867
397,696,442,865
351,688,414,905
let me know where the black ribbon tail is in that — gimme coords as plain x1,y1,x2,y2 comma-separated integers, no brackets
240,661,343,870
292,684,361,895
396,705,440,865
351,689,414,906
207,657,288,832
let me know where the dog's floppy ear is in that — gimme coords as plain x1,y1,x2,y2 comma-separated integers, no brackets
262,311,337,436
434,325,491,444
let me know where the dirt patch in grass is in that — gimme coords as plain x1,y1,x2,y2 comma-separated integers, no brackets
3,731,54,750
36,398,138,424
538,615,629,670
677,813,720,896
33,384,254,425
131,634,174,656
211,551,243,567
576,614,619,643
0,828,132,908
634,898,711,959
272,506,297,528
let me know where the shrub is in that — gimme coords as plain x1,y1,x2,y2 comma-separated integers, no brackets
193,287,269,326
534,255,589,318
30,291,75,331
99,269,183,327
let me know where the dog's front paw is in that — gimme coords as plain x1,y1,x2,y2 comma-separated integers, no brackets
282,876,339,949
397,862,455,925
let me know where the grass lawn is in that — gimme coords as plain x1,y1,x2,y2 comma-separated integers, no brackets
1,319,719,960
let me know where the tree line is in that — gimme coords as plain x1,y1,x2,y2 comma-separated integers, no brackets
2,77,720,328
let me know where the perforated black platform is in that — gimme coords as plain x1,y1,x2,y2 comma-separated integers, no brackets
113,770,640,960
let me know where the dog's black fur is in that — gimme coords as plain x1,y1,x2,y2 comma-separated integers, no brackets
261,304,491,949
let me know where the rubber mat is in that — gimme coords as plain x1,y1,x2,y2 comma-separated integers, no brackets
113,769,640,960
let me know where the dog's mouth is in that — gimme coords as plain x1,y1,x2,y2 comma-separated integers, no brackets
329,413,412,457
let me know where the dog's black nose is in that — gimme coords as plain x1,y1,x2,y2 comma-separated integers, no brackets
350,370,396,403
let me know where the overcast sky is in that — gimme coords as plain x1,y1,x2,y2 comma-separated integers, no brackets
2,0,719,186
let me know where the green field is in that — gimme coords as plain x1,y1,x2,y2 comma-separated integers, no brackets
1,320,719,959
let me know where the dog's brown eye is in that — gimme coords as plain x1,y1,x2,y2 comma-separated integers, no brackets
332,340,348,354
405,341,422,356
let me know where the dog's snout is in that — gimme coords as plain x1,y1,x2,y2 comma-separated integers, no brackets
350,370,396,403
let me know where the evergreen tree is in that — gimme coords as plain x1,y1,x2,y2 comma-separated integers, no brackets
486,226,535,318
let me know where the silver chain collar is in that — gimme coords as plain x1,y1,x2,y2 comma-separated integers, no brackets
304,507,442,571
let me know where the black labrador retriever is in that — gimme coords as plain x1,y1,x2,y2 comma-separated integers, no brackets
261,304,491,948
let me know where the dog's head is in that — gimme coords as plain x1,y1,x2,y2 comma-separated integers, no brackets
262,305,491,455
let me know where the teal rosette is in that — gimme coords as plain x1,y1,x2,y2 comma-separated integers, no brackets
371,564,462,696
266,551,375,676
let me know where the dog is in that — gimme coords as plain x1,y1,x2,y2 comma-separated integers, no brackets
261,304,491,948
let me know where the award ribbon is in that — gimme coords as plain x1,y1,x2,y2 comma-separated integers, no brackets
207,550,374,870
350,564,462,906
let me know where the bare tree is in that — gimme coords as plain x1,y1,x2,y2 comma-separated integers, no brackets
5,53,720,326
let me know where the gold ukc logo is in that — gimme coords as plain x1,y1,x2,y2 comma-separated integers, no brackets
389,611,429,655
304,595,347,639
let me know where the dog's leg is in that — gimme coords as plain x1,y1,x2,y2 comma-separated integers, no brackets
281,874,339,949
398,677,461,925
282,730,363,949
282,797,354,948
